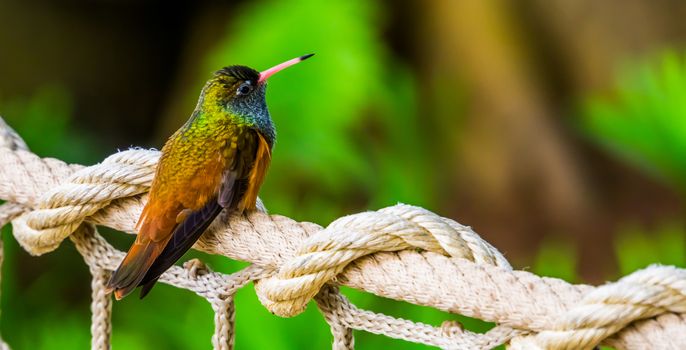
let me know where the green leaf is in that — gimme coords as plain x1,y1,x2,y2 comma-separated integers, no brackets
580,52,686,192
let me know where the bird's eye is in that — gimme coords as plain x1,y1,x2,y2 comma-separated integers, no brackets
236,82,252,95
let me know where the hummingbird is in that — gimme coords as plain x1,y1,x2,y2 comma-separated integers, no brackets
106,54,314,299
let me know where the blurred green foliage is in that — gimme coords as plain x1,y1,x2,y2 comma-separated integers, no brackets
615,223,686,276
202,0,435,225
0,85,102,163
582,52,686,191
532,237,578,283
580,50,686,275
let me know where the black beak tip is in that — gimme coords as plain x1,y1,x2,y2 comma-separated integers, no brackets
300,53,315,61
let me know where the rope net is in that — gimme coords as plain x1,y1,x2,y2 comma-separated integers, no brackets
1,115,686,349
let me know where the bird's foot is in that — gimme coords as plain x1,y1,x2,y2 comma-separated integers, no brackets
183,258,210,278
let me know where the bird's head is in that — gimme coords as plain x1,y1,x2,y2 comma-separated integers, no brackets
199,54,314,142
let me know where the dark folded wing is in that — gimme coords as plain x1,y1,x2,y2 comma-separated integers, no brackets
138,198,223,298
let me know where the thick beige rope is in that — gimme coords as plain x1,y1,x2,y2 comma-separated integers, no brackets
14,149,156,255
254,204,510,316
2,116,686,349
509,265,686,349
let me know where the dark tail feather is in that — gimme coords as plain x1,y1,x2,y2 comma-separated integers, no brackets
107,241,164,300
139,277,160,299
138,199,223,298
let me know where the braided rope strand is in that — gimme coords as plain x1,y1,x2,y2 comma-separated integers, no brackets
89,265,112,350
316,286,355,350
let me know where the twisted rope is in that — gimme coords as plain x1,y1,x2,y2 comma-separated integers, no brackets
14,149,157,255
511,265,686,349
1,115,686,349
255,204,510,317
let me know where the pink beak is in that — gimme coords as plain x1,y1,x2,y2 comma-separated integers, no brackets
258,54,314,83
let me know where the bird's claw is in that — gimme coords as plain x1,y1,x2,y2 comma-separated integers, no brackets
183,258,210,278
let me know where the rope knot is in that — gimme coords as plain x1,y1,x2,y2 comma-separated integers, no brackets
11,149,158,255
254,203,509,317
